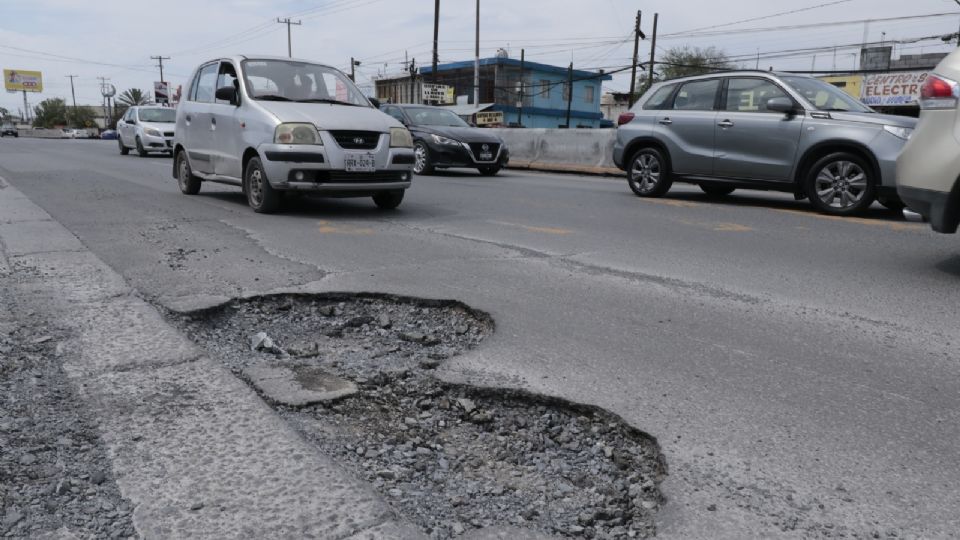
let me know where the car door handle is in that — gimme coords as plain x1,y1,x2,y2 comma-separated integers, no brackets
718,120,735,128
210,117,216,130
185,114,192,125
658,118,673,125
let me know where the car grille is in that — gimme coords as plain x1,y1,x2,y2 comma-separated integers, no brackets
163,131,174,137
322,171,405,184
468,142,500,161
330,130,381,150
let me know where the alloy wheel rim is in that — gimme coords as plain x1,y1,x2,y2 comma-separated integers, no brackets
631,154,661,193
414,145,427,174
815,160,866,209
178,157,188,189
249,168,263,206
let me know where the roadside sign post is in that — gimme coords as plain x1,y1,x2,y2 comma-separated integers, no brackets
421,83,454,105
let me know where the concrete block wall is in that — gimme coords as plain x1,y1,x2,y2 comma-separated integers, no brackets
489,128,621,175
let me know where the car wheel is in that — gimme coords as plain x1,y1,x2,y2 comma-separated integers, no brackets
877,195,906,212
413,141,433,175
806,152,876,216
700,183,735,197
478,165,501,176
135,136,148,157
373,189,404,210
175,151,201,195
119,137,129,155
627,147,672,197
244,156,281,213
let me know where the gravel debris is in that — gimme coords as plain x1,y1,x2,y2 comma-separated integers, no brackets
173,294,665,539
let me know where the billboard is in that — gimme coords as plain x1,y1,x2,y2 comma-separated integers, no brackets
154,81,169,104
475,111,504,126
860,71,927,107
860,47,892,71
422,83,455,104
4,69,43,92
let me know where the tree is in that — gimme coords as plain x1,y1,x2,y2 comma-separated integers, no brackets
118,88,149,107
68,106,97,128
657,46,734,81
33,98,68,128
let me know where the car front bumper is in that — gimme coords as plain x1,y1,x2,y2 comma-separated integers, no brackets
424,139,509,169
258,141,414,193
141,131,174,151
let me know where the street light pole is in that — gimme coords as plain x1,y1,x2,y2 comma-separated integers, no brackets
474,0,480,106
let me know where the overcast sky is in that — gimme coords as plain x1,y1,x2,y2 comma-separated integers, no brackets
2,0,959,115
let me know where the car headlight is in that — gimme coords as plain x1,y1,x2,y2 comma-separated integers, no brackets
430,133,461,146
275,123,321,145
883,125,913,140
144,127,163,137
390,127,413,148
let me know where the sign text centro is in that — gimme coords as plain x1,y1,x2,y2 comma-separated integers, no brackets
4,69,43,93
861,71,927,107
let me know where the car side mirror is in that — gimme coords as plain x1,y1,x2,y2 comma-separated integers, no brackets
215,86,239,105
128,119,136,125
368,97,381,109
767,97,797,115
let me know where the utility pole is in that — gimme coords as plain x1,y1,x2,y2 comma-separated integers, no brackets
474,0,480,106
350,57,361,82
97,76,110,129
409,58,417,104
564,62,573,128
432,0,440,82
277,18,302,58
151,56,170,83
517,48,525,126
65,75,78,109
628,11,643,108
645,13,659,92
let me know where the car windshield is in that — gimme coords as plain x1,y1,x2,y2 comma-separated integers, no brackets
241,59,371,107
405,107,469,127
780,76,873,113
138,108,176,123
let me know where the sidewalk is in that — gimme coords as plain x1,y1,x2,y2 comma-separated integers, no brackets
0,175,425,539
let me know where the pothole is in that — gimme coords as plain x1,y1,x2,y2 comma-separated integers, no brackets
170,294,665,539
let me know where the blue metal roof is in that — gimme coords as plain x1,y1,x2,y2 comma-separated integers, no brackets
420,57,612,81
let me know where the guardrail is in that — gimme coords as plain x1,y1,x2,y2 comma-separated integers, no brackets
488,128,622,175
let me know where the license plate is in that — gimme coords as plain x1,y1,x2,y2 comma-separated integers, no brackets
479,152,493,161
345,153,376,172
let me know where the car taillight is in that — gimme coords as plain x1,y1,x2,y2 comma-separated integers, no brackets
920,74,959,109
617,112,635,126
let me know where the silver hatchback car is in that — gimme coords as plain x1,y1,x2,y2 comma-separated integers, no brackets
613,71,917,215
173,55,415,213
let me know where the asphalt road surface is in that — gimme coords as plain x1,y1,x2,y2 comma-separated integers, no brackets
2,138,959,538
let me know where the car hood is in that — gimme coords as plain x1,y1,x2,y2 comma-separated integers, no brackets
822,111,918,129
411,125,503,144
256,101,401,132
141,121,174,132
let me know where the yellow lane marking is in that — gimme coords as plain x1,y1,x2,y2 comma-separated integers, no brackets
713,223,753,232
640,198,701,208
490,220,573,235
773,209,924,231
317,220,375,235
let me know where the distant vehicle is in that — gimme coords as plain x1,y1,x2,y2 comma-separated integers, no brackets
73,129,90,139
60,128,77,139
100,129,118,140
380,104,509,176
118,106,176,157
897,51,960,234
172,55,414,213
614,71,916,216
1,125,17,137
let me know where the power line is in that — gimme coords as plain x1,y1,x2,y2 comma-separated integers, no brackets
671,0,853,35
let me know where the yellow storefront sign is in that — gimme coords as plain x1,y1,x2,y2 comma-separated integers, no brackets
4,69,43,92
818,75,862,100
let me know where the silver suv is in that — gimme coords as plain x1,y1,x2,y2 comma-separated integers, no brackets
613,71,917,215
173,56,414,213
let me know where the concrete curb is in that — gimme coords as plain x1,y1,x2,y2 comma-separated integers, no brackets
506,159,624,177
0,177,426,539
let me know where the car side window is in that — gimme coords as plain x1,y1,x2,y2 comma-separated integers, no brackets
124,109,135,122
673,79,720,111
385,107,406,123
215,62,239,105
193,63,219,103
642,84,677,110
725,78,790,113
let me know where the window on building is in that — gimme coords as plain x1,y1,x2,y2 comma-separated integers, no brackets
540,80,550,99
584,85,595,103
562,82,570,102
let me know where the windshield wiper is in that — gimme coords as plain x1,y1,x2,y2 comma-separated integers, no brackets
255,95,293,101
295,98,361,106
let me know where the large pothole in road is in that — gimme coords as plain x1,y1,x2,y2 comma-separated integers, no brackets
171,294,665,539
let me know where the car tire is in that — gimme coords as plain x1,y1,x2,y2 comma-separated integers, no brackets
700,183,736,197
877,195,906,212
135,136,148,157
175,151,201,195
413,141,433,175
805,152,876,216
373,190,404,210
478,165,501,176
244,156,281,213
627,147,672,197
119,137,129,155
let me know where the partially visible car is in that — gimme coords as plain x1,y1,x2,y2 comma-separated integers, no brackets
100,129,118,140
73,129,90,139
172,55,415,213
380,104,509,176
614,71,916,215
897,51,960,233
1,125,17,137
60,128,77,139
117,106,176,157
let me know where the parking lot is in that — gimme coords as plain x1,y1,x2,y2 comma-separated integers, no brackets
3,136,959,537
